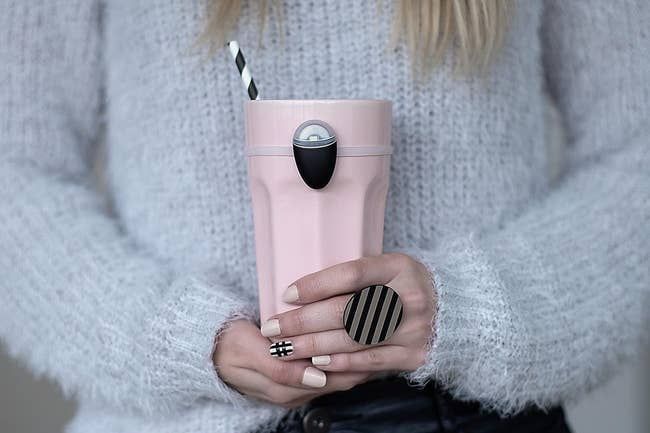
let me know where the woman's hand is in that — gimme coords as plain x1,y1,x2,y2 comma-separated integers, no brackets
261,253,436,373
213,319,377,408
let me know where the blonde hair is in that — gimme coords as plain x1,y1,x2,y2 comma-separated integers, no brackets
198,0,512,75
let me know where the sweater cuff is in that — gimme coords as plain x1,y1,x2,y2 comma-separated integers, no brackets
144,269,260,411
395,236,524,407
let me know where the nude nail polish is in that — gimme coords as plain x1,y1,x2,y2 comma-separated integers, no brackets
302,367,326,388
261,319,281,337
311,355,331,366
281,284,299,303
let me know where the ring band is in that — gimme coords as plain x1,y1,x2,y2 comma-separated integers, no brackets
343,285,403,345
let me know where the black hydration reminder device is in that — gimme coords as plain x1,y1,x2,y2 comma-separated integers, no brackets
292,120,337,189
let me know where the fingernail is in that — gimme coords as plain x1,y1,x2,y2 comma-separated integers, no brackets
311,355,331,366
302,367,327,388
261,319,281,337
269,340,293,357
281,285,299,303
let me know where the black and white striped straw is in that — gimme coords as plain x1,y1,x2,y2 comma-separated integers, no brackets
226,40,260,101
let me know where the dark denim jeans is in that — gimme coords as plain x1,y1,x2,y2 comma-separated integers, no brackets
267,375,572,433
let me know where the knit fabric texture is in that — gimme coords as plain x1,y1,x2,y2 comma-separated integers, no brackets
1,1,649,432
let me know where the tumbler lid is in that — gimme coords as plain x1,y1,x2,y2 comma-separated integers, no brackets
244,99,392,155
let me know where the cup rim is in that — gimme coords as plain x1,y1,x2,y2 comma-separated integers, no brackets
245,98,391,105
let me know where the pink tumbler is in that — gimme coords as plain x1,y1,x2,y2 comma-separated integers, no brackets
244,99,392,322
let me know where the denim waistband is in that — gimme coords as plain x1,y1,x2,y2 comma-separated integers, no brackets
263,375,571,433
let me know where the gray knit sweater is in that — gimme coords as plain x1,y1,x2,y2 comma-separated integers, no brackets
1,1,648,432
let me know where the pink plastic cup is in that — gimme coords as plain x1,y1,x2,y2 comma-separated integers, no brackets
244,99,392,322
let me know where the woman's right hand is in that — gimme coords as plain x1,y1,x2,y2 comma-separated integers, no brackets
214,319,375,408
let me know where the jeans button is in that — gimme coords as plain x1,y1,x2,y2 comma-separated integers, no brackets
302,407,331,433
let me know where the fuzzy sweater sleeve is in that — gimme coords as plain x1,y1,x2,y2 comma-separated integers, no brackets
397,0,650,414
0,1,258,414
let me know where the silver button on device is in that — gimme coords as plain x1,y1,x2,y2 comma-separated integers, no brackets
302,407,331,433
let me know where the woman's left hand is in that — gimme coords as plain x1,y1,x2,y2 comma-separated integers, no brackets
260,253,436,373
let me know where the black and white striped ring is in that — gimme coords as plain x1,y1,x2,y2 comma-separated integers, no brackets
343,285,403,345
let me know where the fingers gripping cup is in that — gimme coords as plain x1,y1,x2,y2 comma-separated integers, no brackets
245,100,392,322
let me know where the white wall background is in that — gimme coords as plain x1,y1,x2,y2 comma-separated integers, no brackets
1,345,648,433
